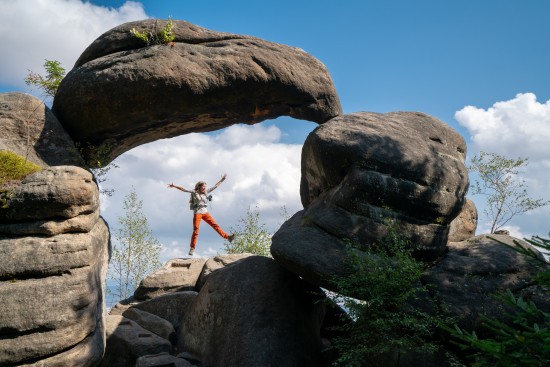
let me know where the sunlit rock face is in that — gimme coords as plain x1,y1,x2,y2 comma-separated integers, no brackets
448,197,478,242
52,19,342,166
0,92,109,366
0,216,109,366
272,111,469,290
0,92,85,168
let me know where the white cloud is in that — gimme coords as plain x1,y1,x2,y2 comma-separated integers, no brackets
455,93,550,238
101,124,303,263
455,93,550,160
0,0,148,90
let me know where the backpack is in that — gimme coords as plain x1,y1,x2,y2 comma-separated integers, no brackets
189,192,199,211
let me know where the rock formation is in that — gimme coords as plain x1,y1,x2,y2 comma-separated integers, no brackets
448,197,478,242
2,18,548,367
106,254,326,367
0,166,99,235
423,234,550,332
272,111,469,290
178,256,325,367
0,213,109,366
0,92,85,168
133,258,207,300
52,19,342,165
101,236,549,367
0,93,109,366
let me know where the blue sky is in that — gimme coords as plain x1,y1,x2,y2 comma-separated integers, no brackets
1,0,549,261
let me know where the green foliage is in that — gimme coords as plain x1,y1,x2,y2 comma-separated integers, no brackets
330,224,443,365
24,59,65,99
108,188,162,302
446,234,550,367
130,18,175,46
74,141,118,197
0,150,41,186
468,151,549,233
223,204,271,257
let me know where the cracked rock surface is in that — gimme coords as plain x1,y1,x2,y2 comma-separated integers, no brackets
52,19,342,165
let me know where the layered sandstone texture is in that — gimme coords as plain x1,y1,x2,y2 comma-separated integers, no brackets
0,93,109,366
52,19,342,165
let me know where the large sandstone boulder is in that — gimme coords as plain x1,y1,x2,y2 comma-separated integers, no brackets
111,291,198,334
448,197,477,242
133,258,206,300
122,308,176,343
0,218,110,366
52,19,342,165
272,112,468,290
195,252,253,289
0,166,99,235
178,256,325,367
423,234,550,333
100,315,172,367
0,92,85,167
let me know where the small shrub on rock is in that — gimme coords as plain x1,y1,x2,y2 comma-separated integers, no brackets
0,150,41,186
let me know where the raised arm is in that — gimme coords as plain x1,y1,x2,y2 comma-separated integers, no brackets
167,183,193,193
208,174,227,193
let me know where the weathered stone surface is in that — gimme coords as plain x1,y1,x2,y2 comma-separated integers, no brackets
130,291,198,332
52,19,342,165
100,315,172,367
134,258,206,300
0,92,85,167
18,326,105,367
178,256,325,367
300,112,468,215
422,234,550,332
448,197,477,242
272,112,468,290
0,209,100,236
195,252,253,289
136,352,193,367
0,218,109,366
0,166,99,234
122,308,176,343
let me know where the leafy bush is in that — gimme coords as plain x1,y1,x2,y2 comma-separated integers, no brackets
130,18,175,46
0,150,41,186
446,235,550,367
329,224,444,366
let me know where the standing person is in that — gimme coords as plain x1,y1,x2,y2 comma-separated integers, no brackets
168,174,234,256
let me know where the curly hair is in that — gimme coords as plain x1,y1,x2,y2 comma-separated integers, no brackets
194,181,206,192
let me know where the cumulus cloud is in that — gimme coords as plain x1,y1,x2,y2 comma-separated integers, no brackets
102,124,303,262
455,93,550,160
0,0,148,90
455,93,550,237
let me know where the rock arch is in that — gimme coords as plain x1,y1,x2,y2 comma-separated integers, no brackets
52,19,342,166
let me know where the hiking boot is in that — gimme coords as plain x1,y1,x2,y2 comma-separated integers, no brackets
188,248,194,256
228,234,235,243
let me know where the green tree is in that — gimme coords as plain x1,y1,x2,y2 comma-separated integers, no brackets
24,59,65,100
329,224,445,366
223,204,271,257
469,151,549,233
109,188,162,302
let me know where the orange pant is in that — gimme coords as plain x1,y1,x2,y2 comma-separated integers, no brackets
190,212,229,249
